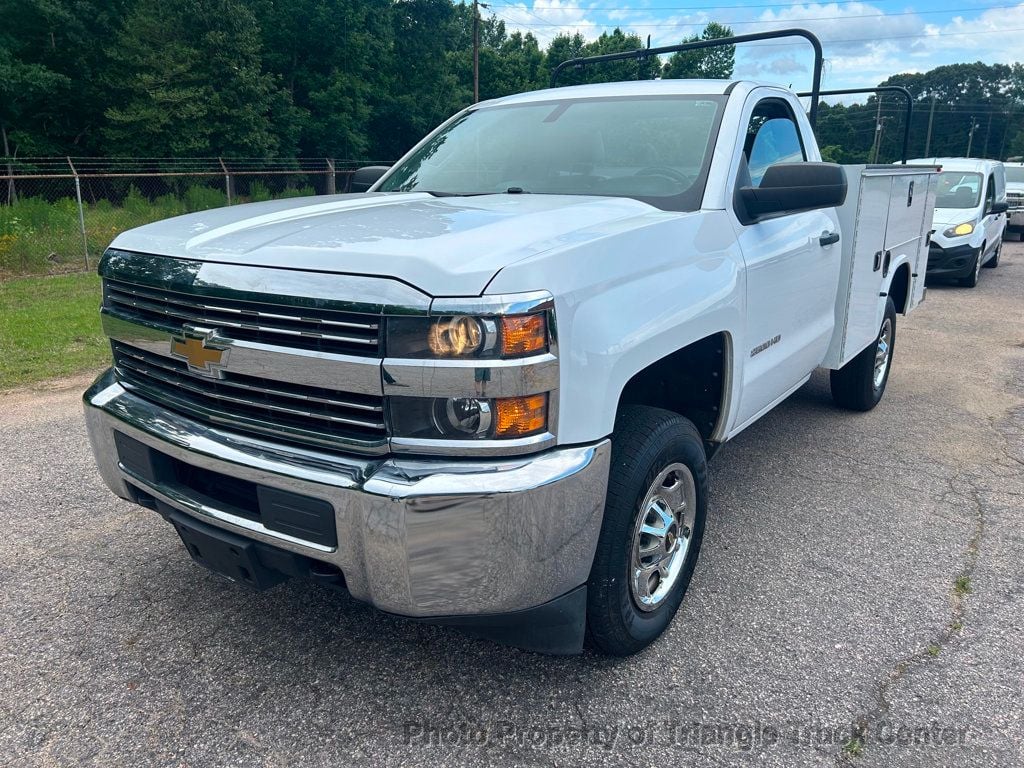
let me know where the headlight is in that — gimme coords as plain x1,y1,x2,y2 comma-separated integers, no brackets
387,313,548,359
428,316,490,357
390,394,548,440
943,222,975,238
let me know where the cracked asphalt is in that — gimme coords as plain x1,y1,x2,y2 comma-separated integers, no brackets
2,244,1023,767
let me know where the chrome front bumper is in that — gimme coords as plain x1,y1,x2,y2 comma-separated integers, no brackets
84,369,610,618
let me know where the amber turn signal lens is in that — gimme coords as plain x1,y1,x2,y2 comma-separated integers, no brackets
500,314,547,357
494,394,548,437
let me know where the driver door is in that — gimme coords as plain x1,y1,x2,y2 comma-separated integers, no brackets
731,96,842,428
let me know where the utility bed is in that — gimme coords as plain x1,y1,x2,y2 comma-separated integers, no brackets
824,164,938,369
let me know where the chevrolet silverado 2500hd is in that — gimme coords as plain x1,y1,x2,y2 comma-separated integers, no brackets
84,31,938,656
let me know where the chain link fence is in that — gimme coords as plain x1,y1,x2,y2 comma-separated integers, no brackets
0,158,391,277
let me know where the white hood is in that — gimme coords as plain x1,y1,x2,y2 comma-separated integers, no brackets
932,206,978,227
110,192,664,296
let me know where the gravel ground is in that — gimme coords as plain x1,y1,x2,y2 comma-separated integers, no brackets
2,243,1022,768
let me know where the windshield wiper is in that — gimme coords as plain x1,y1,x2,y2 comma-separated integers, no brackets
418,189,530,197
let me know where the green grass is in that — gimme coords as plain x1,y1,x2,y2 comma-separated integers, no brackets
0,271,108,389
954,575,972,596
0,182,316,275
842,737,864,758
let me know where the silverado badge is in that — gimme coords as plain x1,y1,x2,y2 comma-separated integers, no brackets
170,327,229,378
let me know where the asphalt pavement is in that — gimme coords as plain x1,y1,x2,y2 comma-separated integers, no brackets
1,243,1022,767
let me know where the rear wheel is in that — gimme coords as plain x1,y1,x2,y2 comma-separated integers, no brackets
587,406,708,656
830,298,897,411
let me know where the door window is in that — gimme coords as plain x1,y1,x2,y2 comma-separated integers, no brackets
985,174,996,214
743,100,807,186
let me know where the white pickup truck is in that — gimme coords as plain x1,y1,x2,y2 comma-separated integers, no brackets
84,32,937,655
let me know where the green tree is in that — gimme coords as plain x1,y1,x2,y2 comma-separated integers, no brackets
547,29,657,86
0,0,126,157
103,0,290,157
663,23,734,80
882,63,1014,159
252,0,387,158
366,0,470,159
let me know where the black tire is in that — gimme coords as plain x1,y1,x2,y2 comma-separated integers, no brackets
587,406,708,656
830,298,897,411
984,241,1000,268
959,245,983,287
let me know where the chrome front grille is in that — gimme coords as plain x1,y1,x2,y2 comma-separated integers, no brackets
104,279,381,356
112,341,387,451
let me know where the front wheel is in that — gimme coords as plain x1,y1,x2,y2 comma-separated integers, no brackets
830,298,897,411
984,241,1000,268
587,406,708,656
959,245,984,287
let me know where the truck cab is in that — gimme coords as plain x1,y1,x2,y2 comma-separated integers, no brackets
83,34,938,656
1002,161,1024,240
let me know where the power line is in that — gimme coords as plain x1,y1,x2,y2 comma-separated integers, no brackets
489,16,1024,45
490,4,1019,26
486,0,1005,10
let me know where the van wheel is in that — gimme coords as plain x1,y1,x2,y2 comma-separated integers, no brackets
830,298,897,411
984,242,1000,268
587,406,708,656
960,245,983,287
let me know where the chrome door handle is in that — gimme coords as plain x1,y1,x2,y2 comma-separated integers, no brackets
819,231,840,246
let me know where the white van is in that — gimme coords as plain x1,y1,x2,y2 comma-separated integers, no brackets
906,158,1007,287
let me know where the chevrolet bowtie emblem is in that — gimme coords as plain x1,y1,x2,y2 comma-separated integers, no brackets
169,327,229,377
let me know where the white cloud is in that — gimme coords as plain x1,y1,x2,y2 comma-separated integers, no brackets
495,0,599,43
489,1,1024,93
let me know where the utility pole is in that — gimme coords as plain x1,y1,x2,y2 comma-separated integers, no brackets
999,108,1014,160
872,117,890,164
966,117,980,157
472,0,489,103
924,93,937,157
982,113,992,158
870,97,884,163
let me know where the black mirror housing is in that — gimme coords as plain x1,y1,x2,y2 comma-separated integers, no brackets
350,165,391,193
739,162,848,223
990,200,1009,215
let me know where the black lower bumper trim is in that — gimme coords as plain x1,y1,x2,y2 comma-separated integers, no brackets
136,494,346,590
140,492,588,654
927,243,980,278
115,431,337,548
411,585,589,655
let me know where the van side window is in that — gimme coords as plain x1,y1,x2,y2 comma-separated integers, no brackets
743,99,807,187
986,174,996,213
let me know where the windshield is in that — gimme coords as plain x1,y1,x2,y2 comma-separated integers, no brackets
935,172,983,209
378,95,727,211
1005,165,1024,183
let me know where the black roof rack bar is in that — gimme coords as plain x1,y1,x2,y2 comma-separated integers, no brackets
798,86,914,164
549,28,825,126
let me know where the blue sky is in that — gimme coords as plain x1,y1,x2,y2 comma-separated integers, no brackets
486,0,1023,97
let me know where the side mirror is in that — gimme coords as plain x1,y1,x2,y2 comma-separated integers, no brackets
738,162,848,223
990,200,1009,215
350,165,391,193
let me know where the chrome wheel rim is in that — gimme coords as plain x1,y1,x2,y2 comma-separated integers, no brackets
873,317,892,390
630,463,697,612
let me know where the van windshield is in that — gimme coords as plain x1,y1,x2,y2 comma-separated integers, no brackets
935,172,983,209
378,95,727,212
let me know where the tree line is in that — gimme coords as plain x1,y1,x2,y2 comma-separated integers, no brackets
2,0,1023,165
